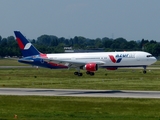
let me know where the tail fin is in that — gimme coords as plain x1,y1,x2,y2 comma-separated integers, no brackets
14,31,40,57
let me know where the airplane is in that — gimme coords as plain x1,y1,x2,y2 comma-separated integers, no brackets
14,31,157,76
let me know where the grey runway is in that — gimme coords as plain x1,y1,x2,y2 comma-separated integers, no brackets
0,66,32,68
0,88,160,98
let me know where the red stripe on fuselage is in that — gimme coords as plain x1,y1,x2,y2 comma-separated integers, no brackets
16,38,24,49
40,53,47,58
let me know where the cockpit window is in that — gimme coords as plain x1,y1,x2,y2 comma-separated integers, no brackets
146,55,153,57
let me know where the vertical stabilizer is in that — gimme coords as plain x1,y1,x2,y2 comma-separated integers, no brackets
14,31,40,57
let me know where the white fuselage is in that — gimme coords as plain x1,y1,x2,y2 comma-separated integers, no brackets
46,51,157,68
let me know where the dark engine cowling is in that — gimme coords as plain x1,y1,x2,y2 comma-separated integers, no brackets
84,63,98,71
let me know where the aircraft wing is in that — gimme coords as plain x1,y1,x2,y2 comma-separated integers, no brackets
42,58,105,68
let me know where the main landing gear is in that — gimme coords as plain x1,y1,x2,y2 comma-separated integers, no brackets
74,72,83,76
74,67,83,76
74,71,95,76
74,68,95,76
86,71,95,76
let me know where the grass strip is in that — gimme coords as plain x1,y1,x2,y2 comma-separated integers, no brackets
0,68,160,90
0,96,160,120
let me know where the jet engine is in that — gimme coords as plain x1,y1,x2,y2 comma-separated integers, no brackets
83,63,98,71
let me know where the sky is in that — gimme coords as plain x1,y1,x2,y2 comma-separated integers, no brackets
0,0,160,41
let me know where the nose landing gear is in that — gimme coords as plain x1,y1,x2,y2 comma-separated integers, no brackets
143,66,147,74
143,70,147,74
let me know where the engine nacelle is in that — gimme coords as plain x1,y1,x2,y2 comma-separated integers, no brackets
106,67,118,70
84,63,98,71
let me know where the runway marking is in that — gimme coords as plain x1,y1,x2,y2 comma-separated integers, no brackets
0,88,160,98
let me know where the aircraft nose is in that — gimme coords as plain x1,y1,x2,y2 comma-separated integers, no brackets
151,56,157,64
153,57,157,63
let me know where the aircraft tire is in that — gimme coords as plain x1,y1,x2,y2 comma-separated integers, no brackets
74,72,78,75
90,72,95,76
78,73,83,76
143,70,147,74
86,71,90,75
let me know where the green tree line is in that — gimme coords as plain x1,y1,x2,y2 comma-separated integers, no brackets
0,34,160,57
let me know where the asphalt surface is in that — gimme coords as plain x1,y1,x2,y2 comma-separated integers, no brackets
0,88,160,98
0,66,32,68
